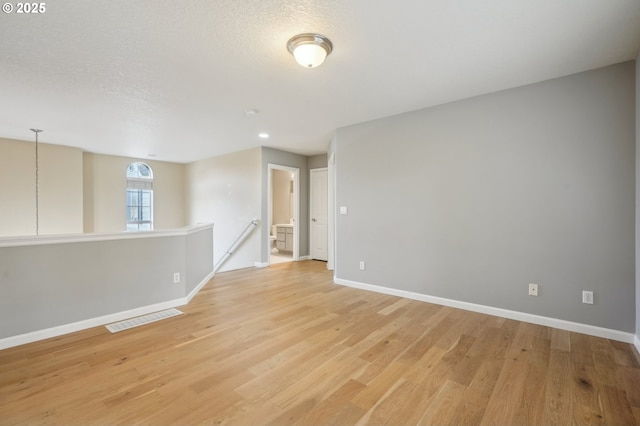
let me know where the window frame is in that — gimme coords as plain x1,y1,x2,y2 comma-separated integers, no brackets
126,162,154,231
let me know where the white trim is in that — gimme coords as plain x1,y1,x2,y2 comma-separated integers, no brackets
0,298,184,350
254,261,270,268
635,335,640,354
0,267,215,350
0,223,214,248
327,151,335,271
298,255,311,261
186,270,215,303
334,277,635,344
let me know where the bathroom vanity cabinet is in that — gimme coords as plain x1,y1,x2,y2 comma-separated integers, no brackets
276,225,293,252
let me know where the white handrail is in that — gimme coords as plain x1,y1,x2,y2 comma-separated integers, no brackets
214,219,259,273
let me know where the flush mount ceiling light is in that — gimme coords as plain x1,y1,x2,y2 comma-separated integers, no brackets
287,33,333,68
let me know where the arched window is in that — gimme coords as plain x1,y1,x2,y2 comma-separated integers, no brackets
126,162,153,231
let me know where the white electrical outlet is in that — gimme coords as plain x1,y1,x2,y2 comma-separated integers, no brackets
173,272,180,284
359,261,365,271
528,283,538,296
582,291,593,304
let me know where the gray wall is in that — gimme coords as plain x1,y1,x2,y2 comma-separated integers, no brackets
0,226,213,339
335,62,635,332
309,153,328,169
185,226,214,295
260,147,310,262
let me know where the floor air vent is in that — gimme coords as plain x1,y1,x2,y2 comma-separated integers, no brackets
105,308,183,333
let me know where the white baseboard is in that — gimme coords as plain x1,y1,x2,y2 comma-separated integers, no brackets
186,270,215,303
335,277,635,344
298,255,311,261
254,261,270,268
635,335,640,354
0,269,216,351
0,298,185,351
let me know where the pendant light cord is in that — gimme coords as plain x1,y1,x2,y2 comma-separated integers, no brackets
30,129,42,236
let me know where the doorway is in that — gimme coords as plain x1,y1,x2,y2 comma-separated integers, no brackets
268,164,299,265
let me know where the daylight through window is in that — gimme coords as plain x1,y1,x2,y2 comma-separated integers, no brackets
126,162,153,231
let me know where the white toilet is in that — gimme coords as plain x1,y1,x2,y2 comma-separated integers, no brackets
270,225,279,252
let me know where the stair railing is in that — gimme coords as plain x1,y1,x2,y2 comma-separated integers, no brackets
214,219,259,273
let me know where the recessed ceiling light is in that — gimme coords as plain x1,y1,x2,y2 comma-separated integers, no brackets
258,133,269,139
245,109,259,117
147,153,157,157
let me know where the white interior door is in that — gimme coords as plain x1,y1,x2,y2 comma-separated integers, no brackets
310,168,328,261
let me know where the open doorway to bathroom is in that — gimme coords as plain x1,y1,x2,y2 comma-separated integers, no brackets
268,164,299,265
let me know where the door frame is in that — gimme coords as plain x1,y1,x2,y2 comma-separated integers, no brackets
327,152,335,270
267,163,300,263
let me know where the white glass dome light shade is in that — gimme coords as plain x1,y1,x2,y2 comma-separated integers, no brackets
293,43,327,68
287,34,333,69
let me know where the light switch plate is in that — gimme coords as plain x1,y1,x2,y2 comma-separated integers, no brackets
340,206,348,215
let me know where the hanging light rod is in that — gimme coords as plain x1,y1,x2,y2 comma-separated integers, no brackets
30,128,43,236
287,33,333,68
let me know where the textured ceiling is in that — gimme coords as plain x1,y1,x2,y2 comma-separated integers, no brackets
1,0,639,163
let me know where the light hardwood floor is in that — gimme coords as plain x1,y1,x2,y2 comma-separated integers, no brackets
1,260,639,425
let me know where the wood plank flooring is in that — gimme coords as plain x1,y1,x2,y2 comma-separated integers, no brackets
1,260,639,425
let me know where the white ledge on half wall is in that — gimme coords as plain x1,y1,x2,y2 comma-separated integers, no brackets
334,277,636,345
0,223,214,248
